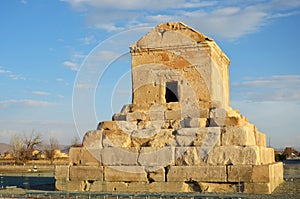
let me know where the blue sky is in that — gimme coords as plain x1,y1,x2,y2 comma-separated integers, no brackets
0,0,300,148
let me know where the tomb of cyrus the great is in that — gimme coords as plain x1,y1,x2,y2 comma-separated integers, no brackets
55,22,283,194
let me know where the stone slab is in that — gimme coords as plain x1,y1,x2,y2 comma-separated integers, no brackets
55,165,69,180
227,165,252,182
207,146,261,165
101,147,138,166
138,147,175,167
82,130,103,148
104,166,148,182
167,166,227,182
222,126,256,146
69,166,103,181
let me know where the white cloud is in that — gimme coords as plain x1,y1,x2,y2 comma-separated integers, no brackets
78,35,95,45
63,61,78,71
0,66,26,80
20,0,27,4
232,75,300,102
56,78,64,82
63,0,300,40
75,83,95,89
32,91,51,96
0,99,55,108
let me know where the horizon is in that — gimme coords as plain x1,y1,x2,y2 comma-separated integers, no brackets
0,1,300,147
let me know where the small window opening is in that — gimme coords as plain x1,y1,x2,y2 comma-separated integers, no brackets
165,81,179,103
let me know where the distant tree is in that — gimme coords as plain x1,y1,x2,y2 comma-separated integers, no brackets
70,136,82,147
44,136,59,164
283,147,299,158
10,131,42,164
10,134,25,164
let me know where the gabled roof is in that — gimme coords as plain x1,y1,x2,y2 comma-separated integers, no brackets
130,22,213,50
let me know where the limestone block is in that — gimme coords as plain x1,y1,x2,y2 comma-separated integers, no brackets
101,147,138,166
166,102,181,110
130,104,150,112
69,147,82,165
244,182,271,194
98,121,118,130
82,130,103,148
176,128,198,136
127,111,150,121
222,126,256,146
146,168,165,182
120,104,131,113
207,146,261,165
126,182,190,193
138,147,175,167
81,147,101,166
260,147,274,164
255,130,267,147
147,129,175,147
104,166,147,182
102,129,131,148
166,110,182,120
175,135,194,146
69,166,103,181
181,118,207,128
88,181,133,192
182,109,207,118
55,179,83,192
167,166,227,182
227,165,252,182
175,147,207,166
149,105,165,121
200,182,236,193
193,127,221,147
55,165,69,180
252,162,283,183
112,113,127,121
210,108,227,118
116,121,137,131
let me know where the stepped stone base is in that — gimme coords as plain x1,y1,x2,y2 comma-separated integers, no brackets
55,103,283,194
57,22,284,194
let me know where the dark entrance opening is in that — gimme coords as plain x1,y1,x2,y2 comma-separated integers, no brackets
165,81,179,103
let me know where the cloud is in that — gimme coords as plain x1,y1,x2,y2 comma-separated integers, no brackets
32,91,51,96
63,61,78,71
232,75,300,102
56,78,64,82
75,83,95,89
78,35,95,45
0,99,56,108
0,66,26,80
63,0,300,40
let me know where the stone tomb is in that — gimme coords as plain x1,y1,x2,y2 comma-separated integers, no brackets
55,22,283,194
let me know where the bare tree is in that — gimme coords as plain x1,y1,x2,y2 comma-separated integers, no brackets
44,136,59,164
10,134,24,164
10,131,43,164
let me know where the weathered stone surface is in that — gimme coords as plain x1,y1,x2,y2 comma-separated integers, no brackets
165,110,182,120
146,168,165,182
55,165,69,179
56,179,83,192
81,147,101,166
102,129,131,148
138,147,175,167
104,166,147,182
227,165,252,182
168,166,227,182
69,147,82,165
255,130,267,147
252,162,283,183
82,130,103,148
260,147,275,164
181,117,207,128
69,166,103,181
200,182,236,193
244,182,271,194
175,147,207,166
207,146,261,165
193,127,221,147
222,126,256,146
101,147,138,166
